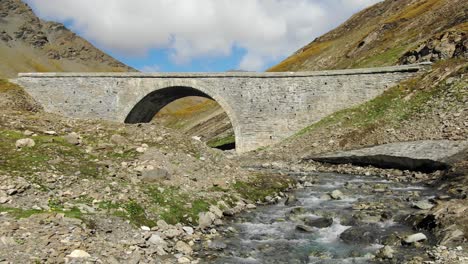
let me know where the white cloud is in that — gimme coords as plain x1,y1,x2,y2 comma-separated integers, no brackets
25,0,382,71
140,64,161,73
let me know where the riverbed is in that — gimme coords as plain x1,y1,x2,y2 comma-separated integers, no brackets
200,171,437,263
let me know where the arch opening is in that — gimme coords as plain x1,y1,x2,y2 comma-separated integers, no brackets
125,86,236,151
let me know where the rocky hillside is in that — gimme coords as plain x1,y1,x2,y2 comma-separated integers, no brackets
269,0,467,72
0,0,134,78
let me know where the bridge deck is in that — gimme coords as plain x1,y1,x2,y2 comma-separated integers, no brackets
17,63,430,78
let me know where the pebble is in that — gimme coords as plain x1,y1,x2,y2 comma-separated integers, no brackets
141,226,151,231
246,204,256,209
67,250,91,258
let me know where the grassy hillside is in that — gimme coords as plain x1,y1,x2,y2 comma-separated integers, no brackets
269,0,467,72
0,0,134,78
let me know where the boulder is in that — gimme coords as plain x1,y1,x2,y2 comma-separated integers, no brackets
285,194,299,206
412,200,434,210
330,190,344,200
67,250,91,258
174,241,192,255
403,233,427,244
63,132,81,145
377,245,394,259
198,212,216,229
308,140,468,172
303,217,333,228
296,224,314,233
148,234,168,248
110,134,128,145
208,240,227,250
340,226,383,244
15,138,35,148
141,168,170,182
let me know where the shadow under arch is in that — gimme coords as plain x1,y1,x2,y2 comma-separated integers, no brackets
124,86,239,149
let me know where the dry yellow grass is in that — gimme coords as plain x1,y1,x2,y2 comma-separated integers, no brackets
385,0,445,23
268,41,332,72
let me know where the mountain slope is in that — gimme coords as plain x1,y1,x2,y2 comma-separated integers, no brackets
268,0,467,72
244,0,468,159
170,0,467,149
0,0,134,78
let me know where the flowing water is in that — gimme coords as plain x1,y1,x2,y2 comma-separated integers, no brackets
201,172,436,263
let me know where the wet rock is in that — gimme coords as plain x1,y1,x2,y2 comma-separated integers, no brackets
376,245,394,259
412,200,434,210
67,250,91,258
329,190,344,200
285,194,299,206
296,224,315,233
208,240,227,251
246,204,256,209
303,217,333,228
223,208,235,216
340,226,382,244
15,138,35,148
403,233,427,244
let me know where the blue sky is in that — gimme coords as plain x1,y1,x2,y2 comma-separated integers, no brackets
25,0,381,72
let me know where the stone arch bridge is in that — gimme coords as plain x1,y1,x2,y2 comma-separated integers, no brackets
15,64,429,153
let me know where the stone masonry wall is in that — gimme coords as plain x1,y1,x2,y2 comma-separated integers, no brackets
15,64,429,152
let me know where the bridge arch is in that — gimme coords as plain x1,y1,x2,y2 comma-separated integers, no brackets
124,85,241,149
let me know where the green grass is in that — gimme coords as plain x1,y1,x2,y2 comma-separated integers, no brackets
207,134,235,148
123,201,157,227
352,45,409,68
0,129,103,179
233,173,294,202
0,206,44,219
293,59,467,140
0,199,84,220
147,187,212,225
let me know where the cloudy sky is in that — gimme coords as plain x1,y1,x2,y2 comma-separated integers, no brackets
25,0,381,72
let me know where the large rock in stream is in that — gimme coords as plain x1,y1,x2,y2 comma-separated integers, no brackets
307,140,468,172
